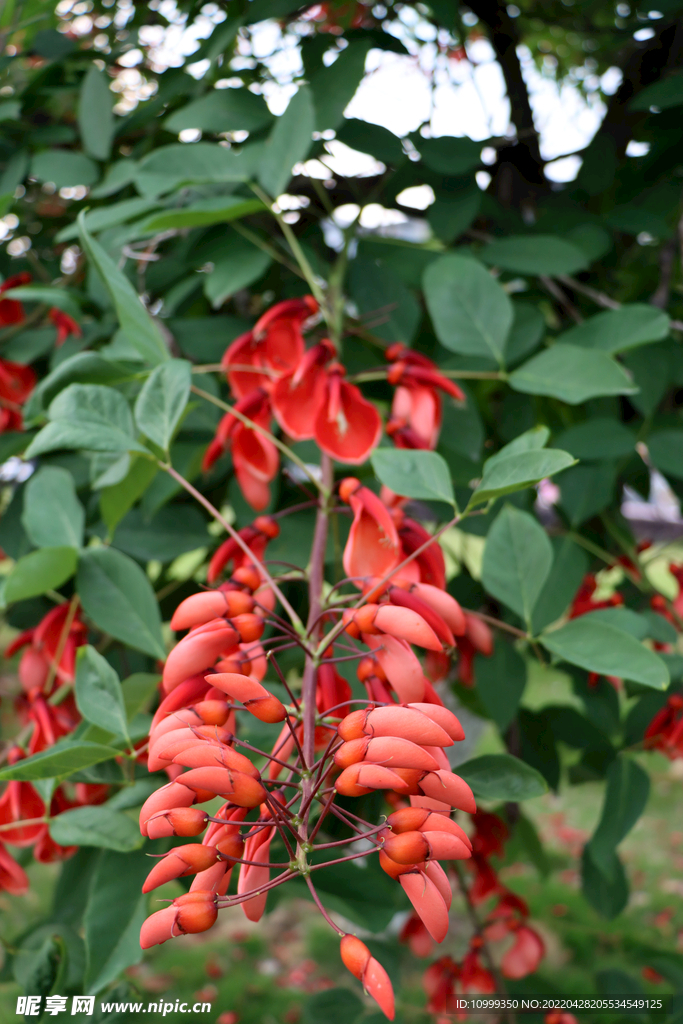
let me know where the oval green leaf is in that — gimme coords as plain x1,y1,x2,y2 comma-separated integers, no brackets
457,754,548,800
541,617,669,689
5,546,78,603
371,448,455,505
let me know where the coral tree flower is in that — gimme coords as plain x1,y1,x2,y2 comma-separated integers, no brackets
386,343,464,450
0,272,31,326
50,308,82,346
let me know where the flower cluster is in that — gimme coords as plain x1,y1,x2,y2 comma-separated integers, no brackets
204,296,463,511
137,463,491,1018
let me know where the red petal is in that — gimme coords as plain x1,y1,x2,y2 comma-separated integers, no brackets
315,379,381,465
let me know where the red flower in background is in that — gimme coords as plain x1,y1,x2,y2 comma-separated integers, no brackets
645,694,683,759
386,344,464,451
50,308,82,346
0,272,31,326
6,601,87,698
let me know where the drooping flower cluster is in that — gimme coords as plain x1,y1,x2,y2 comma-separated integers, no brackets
137,469,499,1017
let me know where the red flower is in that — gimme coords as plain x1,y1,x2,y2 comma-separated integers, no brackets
0,750,45,846
203,389,279,511
386,344,464,451
645,694,683,759
222,297,317,400
0,272,31,327
314,363,382,464
400,911,435,958
207,516,279,584
339,477,401,584
0,358,36,407
0,841,29,894
50,308,82,346
569,574,623,618
6,601,87,698
471,811,509,858
501,924,545,979
460,949,496,993
271,339,335,440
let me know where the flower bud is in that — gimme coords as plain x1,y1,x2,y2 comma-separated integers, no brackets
174,890,218,934
146,807,209,840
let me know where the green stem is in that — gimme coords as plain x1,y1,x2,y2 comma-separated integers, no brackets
251,183,327,311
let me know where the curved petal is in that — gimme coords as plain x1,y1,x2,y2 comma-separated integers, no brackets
315,379,382,465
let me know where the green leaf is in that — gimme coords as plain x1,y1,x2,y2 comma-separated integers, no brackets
311,41,372,131
423,254,513,364
113,505,209,563
419,136,482,174
335,118,404,165
559,463,617,526
3,285,81,319
25,383,147,459
302,989,365,1024
100,455,158,534
84,847,151,993
0,740,121,781
531,536,589,634
204,233,273,308
509,344,638,404
555,418,636,460
488,425,550,462
49,806,143,852
480,234,589,275
78,65,114,161
77,210,169,366
371,448,455,505
631,73,683,110
134,143,255,197
5,546,78,603
55,196,164,244
476,644,526,732
481,505,552,628
90,158,139,198
14,934,66,1005
121,673,160,720
141,196,264,232
75,646,128,739
348,256,421,344
457,754,548,800
647,429,683,479
470,448,575,506
427,186,482,245
506,301,545,364
77,547,165,659
31,150,99,189
587,757,650,879
560,305,670,353
24,352,134,419
581,845,629,919
0,100,20,121
134,359,191,452
164,88,272,133
258,85,315,197
22,466,84,549
541,617,669,689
